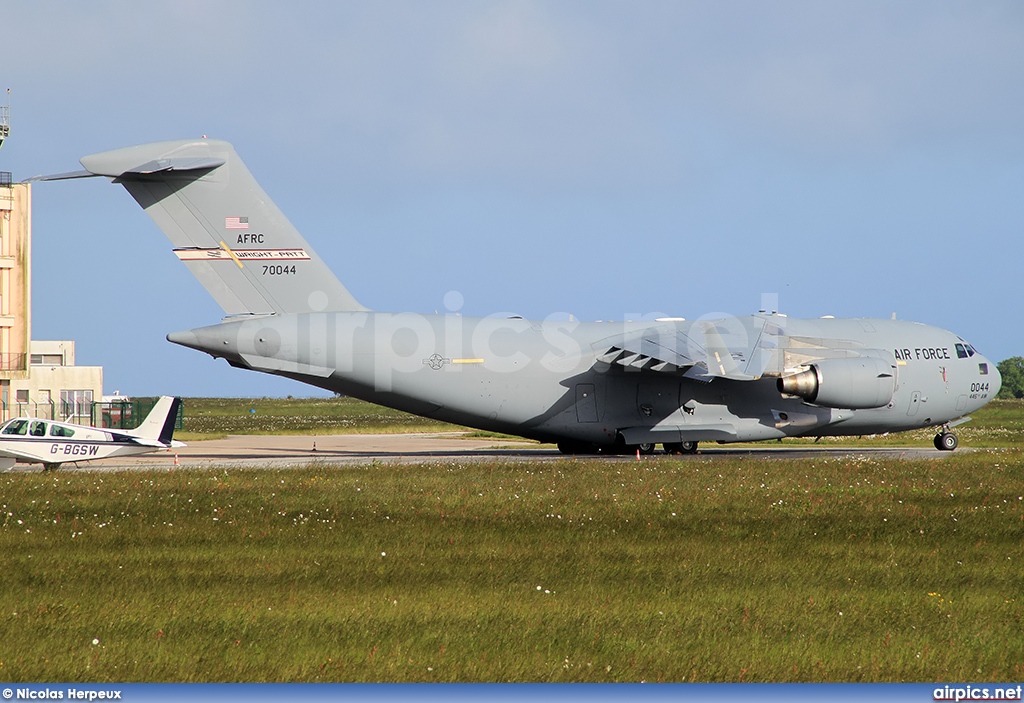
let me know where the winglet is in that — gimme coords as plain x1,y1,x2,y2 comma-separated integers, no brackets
24,170,98,182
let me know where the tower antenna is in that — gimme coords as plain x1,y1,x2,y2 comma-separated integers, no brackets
0,88,9,154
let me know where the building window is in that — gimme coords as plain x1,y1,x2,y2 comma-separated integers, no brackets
60,389,93,422
15,389,28,403
30,354,64,366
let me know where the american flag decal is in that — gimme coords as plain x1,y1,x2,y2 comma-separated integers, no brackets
225,216,249,230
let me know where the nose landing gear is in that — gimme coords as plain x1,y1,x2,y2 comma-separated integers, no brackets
934,431,958,451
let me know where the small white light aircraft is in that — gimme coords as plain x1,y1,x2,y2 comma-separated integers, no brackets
0,396,184,470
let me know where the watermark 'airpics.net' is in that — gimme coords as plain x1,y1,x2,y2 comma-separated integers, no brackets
933,685,1024,701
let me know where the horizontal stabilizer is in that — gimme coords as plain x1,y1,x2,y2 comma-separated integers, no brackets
29,157,226,182
119,156,226,176
24,169,98,182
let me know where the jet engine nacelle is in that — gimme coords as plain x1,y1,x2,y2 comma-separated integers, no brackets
777,357,895,410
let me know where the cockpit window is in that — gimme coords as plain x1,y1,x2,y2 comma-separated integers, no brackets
956,342,977,359
980,363,989,375
29,421,47,437
49,425,75,438
2,419,29,435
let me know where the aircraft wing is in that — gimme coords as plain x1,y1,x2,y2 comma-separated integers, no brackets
596,317,775,381
0,445,44,465
595,317,898,383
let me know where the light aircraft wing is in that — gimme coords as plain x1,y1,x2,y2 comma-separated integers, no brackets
0,446,38,464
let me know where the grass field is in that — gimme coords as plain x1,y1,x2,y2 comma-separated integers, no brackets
3,440,1024,682
176,396,462,439
176,396,1024,450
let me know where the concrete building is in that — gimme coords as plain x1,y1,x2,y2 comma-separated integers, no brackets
0,178,103,423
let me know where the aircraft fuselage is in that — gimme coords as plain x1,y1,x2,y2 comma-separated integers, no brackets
169,312,998,448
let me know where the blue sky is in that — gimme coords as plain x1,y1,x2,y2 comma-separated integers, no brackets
2,1,1023,397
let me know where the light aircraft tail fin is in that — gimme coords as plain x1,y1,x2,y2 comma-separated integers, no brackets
78,139,366,316
128,396,182,446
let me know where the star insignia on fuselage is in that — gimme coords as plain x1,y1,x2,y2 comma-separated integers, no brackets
424,353,451,370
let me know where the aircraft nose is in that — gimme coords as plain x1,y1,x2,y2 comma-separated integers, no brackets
989,358,1002,397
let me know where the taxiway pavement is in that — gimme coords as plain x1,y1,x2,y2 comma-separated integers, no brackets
7,432,957,472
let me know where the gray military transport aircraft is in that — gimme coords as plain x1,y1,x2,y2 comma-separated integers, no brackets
37,139,1000,454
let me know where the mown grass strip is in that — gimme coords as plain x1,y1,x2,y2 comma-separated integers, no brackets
176,397,1024,449
2,449,1023,682
177,396,460,439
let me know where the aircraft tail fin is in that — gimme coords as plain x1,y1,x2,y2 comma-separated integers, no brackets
128,396,182,446
80,139,366,316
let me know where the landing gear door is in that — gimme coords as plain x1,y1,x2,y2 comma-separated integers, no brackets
575,383,599,423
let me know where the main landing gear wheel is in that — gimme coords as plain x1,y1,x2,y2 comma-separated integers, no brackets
636,442,656,455
558,441,599,455
558,441,582,455
934,432,958,451
664,441,698,455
